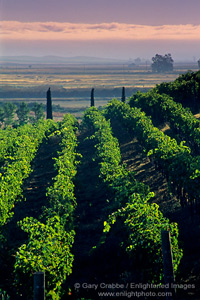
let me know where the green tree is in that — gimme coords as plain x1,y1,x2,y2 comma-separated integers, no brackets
3,103,16,127
33,103,44,121
198,59,200,69
16,102,30,125
151,53,174,73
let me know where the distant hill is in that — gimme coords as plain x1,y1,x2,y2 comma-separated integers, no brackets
0,55,127,65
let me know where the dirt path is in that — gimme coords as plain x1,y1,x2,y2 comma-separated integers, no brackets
11,135,61,225
66,129,114,298
110,118,180,215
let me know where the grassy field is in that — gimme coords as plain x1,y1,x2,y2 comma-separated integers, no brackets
1,63,198,89
0,67,179,89
0,62,198,119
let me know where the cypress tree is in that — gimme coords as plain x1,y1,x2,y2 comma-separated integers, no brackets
90,88,94,107
46,87,53,119
121,87,126,102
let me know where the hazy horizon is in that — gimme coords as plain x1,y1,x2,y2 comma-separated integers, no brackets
1,0,200,61
0,53,199,64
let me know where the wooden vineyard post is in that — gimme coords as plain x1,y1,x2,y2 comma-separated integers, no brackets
161,230,176,300
33,272,45,300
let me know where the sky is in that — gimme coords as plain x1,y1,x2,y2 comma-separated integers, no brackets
1,0,200,61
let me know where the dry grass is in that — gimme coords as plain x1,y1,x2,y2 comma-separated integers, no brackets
0,64,198,121
0,65,191,90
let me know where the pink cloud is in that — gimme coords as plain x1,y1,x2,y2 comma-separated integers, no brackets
1,21,200,41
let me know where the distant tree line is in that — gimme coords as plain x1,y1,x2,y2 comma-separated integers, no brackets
0,102,44,127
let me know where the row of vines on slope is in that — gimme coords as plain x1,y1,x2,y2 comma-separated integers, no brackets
82,107,183,283
13,115,80,300
0,120,57,230
104,100,200,210
155,70,200,112
129,90,200,154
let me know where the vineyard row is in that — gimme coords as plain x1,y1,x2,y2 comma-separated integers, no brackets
14,114,80,299
104,99,200,208
0,120,57,228
129,90,200,154
82,107,182,283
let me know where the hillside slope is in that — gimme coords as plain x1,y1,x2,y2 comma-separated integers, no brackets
110,118,200,299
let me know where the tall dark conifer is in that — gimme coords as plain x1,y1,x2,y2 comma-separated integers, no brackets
121,87,126,102
46,87,53,119
90,88,94,107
